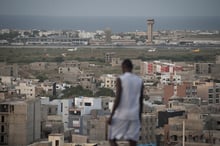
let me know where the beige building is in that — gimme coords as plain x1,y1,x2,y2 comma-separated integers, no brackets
168,105,207,145
197,82,220,104
39,81,56,96
104,52,115,63
78,75,96,91
15,82,36,99
0,99,41,146
211,64,220,80
48,134,64,146
100,74,117,90
60,61,81,69
194,63,213,75
58,67,82,83
30,62,47,70
72,134,88,143
58,67,82,74
28,141,52,146
111,58,121,67
0,64,18,77
140,62,149,76
101,97,114,112
216,55,220,64
87,115,108,141
0,76,14,86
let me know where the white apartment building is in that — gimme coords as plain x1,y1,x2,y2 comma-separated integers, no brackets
69,97,102,134
50,99,73,131
78,30,95,39
160,73,181,85
74,97,102,115
15,82,36,99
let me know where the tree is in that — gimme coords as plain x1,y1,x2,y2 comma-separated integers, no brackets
62,85,93,98
36,74,48,82
95,88,115,97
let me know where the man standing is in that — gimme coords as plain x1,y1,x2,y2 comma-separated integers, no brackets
108,59,144,146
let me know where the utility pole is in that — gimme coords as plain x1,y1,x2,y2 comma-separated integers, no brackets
182,120,185,146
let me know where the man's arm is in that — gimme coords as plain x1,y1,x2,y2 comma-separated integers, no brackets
139,83,144,122
108,78,122,125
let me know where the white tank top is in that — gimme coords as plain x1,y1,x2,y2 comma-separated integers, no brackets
113,72,142,120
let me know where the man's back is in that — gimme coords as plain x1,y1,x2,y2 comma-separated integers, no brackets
113,72,142,120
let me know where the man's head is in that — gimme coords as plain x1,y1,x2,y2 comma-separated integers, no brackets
121,59,133,73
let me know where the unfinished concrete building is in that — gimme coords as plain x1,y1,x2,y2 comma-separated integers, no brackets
0,99,41,146
139,114,157,145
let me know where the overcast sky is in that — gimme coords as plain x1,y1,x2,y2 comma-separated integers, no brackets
0,0,220,17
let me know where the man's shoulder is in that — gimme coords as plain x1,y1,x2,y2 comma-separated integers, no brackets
132,73,142,80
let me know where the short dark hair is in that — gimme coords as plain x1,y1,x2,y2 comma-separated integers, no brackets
122,59,133,70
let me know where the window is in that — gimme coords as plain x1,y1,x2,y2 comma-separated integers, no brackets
209,89,213,93
48,108,51,114
1,116,4,122
1,125,4,132
0,136,3,143
85,102,91,106
61,103,63,112
10,105,14,112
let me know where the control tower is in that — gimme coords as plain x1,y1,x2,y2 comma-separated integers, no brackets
147,19,154,45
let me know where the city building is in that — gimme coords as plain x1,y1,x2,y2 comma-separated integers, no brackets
69,97,102,134
104,28,112,44
15,36,89,46
147,19,154,45
140,61,182,76
15,82,37,99
30,62,47,71
163,82,197,105
48,134,64,146
104,52,115,63
194,63,214,75
111,58,121,67
0,64,18,77
0,76,14,86
39,82,56,96
60,61,81,69
50,99,74,131
72,134,88,143
100,74,117,90
58,67,82,83
160,73,182,85
0,99,41,146
82,113,108,141
139,114,157,145
78,75,96,91
197,82,220,104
